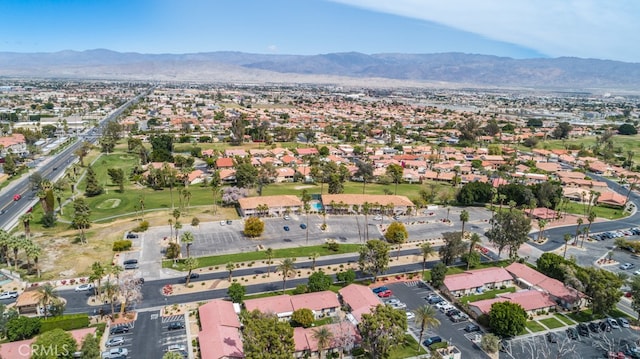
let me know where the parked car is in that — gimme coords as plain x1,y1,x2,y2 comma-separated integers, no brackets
620,263,635,270
373,215,382,221
566,327,579,340
165,344,187,353
384,298,401,305
445,308,461,317
126,232,138,239
183,273,200,282
372,286,388,294
546,332,558,343
168,321,185,330
618,317,631,328
377,290,393,298
599,321,612,332
423,336,442,347
101,348,128,359
464,324,480,332
105,337,125,347
606,317,620,329
577,323,590,337
588,321,601,333
109,326,130,335
450,313,468,323
426,295,444,304
283,215,290,220
74,283,94,292
124,263,139,270
0,291,19,300
219,221,226,226
389,302,407,310
283,226,290,231
123,259,138,265
406,311,415,320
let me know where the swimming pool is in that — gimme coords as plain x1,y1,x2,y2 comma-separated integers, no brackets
311,202,323,211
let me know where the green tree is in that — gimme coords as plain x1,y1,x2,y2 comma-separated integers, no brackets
384,221,408,260
244,217,265,238
413,305,440,354
107,168,125,192
563,233,572,258
84,166,103,197
619,123,638,135
6,315,41,341
235,159,259,188
466,233,482,270
358,239,390,281
226,262,235,282
277,258,296,292
552,122,572,139
307,270,332,292
72,197,91,244
461,251,481,269
241,310,295,359
74,141,92,167
291,308,314,328
2,150,16,176
489,301,527,338
359,304,407,359
486,209,531,259
149,134,174,162
227,282,246,304
430,262,447,287
80,333,101,359
312,326,334,359
32,328,77,359
336,269,356,284
420,242,434,276
163,352,185,359
439,232,467,266
576,266,623,316
481,333,500,353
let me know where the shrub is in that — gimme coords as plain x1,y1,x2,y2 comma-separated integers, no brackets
112,240,132,252
133,220,149,232
40,314,90,333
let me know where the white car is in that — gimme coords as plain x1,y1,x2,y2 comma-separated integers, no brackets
102,348,128,359
406,311,416,320
385,298,401,305
390,302,407,310
165,344,187,352
620,263,635,270
75,283,94,292
374,215,383,221
0,291,18,300
284,215,290,220
219,221,226,226
434,301,450,309
105,336,125,347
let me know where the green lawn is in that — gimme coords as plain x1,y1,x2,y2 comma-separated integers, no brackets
562,201,627,220
539,317,565,329
526,321,546,332
388,334,428,359
163,243,362,270
554,313,576,325
566,310,596,322
459,287,516,304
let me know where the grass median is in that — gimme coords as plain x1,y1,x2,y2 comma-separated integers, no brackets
163,243,362,270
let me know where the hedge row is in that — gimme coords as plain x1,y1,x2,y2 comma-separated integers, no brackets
40,314,89,333
113,240,132,252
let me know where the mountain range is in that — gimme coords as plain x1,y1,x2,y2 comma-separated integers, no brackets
0,49,639,91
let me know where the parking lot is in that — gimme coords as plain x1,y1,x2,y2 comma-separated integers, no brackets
382,282,490,359
500,322,640,359
104,311,189,358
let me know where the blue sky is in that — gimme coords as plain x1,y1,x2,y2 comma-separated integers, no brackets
0,0,637,62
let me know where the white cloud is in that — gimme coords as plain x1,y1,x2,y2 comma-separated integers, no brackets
330,0,640,62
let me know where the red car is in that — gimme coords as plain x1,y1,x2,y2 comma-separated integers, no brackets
13,194,21,201
377,290,393,298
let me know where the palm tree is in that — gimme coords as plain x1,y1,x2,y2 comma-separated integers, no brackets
414,305,440,353
181,231,194,258
362,202,371,242
36,284,59,318
139,195,145,220
25,242,42,278
109,264,123,283
184,257,199,286
91,262,106,297
537,219,548,242
102,281,119,315
309,252,320,271
168,218,174,240
312,326,334,359
467,233,482,270
7,235,22,270
420,242,434,277
0,230,9,264
575,218,583,243
20,213,33,239
277,258,296,293
459,209,469,239
584,211,596,248
265,248,274,277
563,233,572,259
226,262,235,282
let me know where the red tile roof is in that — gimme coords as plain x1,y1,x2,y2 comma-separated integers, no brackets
338,284,380,322
444,267,513,292
199,300,244,359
